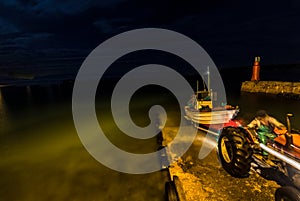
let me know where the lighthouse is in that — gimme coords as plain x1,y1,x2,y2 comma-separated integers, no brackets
251,56,260,81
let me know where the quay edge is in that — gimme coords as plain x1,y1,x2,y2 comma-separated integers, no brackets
241,81,300,98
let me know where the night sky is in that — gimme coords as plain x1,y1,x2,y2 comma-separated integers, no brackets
0,0,299,83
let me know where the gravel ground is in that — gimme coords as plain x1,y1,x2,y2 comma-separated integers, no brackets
163,126,280,201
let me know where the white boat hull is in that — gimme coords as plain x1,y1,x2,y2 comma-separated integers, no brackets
184,106,239,125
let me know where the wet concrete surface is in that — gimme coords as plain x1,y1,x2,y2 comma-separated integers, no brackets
163,126,281,201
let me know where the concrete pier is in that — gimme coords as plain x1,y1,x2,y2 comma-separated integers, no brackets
241,81,300,97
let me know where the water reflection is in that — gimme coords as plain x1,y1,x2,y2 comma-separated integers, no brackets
0,85,169,201
26,85,32,104
0,88,8,134
0,88,3,108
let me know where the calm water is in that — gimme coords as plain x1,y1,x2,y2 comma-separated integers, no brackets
0,83,299,201
227,92,300,130
0,85,169,201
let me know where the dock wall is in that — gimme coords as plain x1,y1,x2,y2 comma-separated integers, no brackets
241,81,300,96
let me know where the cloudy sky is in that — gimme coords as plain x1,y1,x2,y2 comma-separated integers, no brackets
0,0,299,80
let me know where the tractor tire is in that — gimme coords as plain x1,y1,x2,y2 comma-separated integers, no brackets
275,186,300,201
165,181,179,201
218,127,253,178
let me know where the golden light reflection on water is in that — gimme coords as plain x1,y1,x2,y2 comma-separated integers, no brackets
0,87,168,201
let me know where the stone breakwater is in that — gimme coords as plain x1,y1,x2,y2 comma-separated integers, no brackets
241,81,300,99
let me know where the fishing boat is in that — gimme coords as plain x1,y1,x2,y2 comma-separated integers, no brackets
184,94,239,125
184,67,239,125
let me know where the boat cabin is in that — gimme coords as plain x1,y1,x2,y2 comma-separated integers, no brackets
188,90,213,110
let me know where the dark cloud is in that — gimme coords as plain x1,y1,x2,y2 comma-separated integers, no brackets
0,18,19,34
0,0,299,81
165,0,300,66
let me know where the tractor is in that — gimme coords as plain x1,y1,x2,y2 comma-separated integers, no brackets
218,113,300,200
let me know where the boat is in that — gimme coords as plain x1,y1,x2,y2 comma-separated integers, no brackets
184,96,239,125
184,67,239,125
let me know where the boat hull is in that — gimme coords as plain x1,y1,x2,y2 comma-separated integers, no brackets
184,106,239,125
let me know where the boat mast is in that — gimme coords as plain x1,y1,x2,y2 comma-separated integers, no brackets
207,66,210,92
202,79,206,92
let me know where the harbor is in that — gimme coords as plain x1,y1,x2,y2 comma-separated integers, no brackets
241,57,300,99
0,0,299,200
162,57,300,201
1,82,299,200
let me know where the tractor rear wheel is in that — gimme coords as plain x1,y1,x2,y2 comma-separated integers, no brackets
218,127,253,178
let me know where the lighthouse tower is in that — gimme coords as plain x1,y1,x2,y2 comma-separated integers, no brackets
251,56,260,81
